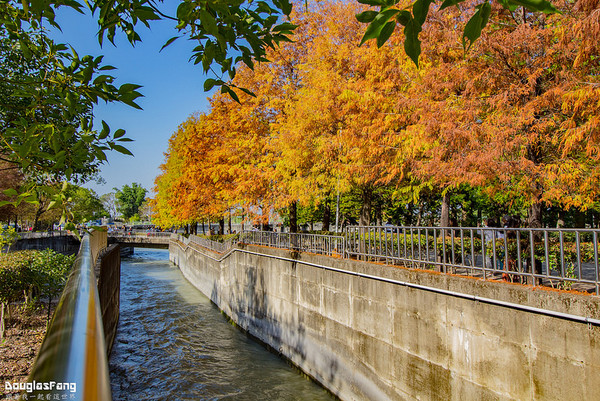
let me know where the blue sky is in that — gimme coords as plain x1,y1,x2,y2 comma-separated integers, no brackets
51,7,214,196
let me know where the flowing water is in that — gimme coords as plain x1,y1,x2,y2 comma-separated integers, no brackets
109,248,335,401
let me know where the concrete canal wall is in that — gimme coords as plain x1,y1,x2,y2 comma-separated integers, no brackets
12,234,80,254
170,238,600,401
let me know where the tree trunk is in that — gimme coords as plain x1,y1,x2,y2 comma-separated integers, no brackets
526,144,543,230
289,202,298,233
526,195,543,283
322,200,331,232
359,187,373,226
228,209,232,234
527,202,542,228
219,218,225,235
33,204,45,231
557,210,566,228
573,209,586,228
375,198,382,226
440,192,450,227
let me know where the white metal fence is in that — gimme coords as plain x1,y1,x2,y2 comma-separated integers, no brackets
344,226,599,294
171,226,600,295
239,231,345,257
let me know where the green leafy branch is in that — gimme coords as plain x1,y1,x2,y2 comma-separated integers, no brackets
355,0,558,67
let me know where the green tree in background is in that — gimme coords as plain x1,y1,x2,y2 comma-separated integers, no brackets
0,0,295,212
65,185,109,223
115,183,147,221
0,12,139,184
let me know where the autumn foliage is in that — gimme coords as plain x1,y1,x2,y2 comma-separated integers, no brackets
152,0,600,230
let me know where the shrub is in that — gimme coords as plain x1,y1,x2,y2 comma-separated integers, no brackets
0,250,75,305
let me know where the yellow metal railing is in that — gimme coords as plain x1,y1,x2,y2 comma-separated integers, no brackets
26,231,112,400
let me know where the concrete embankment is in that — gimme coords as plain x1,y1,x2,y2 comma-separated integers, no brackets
170,238,600,401
12,234,80,254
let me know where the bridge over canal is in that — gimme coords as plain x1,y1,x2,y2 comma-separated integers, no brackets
107,231,171,249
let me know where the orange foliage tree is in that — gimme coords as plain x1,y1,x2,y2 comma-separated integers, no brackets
153,0,600,230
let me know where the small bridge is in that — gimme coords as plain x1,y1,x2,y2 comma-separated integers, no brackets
107,232,171,249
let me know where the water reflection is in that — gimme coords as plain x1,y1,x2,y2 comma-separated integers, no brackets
109,248,334,401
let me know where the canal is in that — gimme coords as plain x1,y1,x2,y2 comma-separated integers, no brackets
109,248,335,400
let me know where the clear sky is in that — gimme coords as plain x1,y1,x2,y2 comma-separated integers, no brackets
51,6,214,197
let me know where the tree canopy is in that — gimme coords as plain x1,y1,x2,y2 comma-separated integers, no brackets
152,0,600,230
0,0,295,213
115,183,147,221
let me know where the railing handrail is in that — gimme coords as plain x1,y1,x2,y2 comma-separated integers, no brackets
346,224,600,232
234,226,600,295
28,234,112,400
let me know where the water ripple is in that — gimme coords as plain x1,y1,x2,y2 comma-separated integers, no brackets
109,249,334,401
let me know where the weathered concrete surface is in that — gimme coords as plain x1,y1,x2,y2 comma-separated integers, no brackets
95,244,120,356
170,238,600,401
12,234,80,254
108,235,169,249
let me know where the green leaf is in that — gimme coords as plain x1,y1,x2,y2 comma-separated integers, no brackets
133,6,161,22
113,129,126,139
111,144,134,156
462,1,491,51
499,0,520,11
413,0,433,26
396,10,412,26
227,87,240,104
160,36,180,52
440,0,467,10
359,9,400,46
356,11,379,23
100,120,110,139
3,189,18,197
118,83,143,95
204,78,218,91
199,10,219,36
279,0,293,15
238,87,256,97
403,17,422,67
357,0,386,6
119,93,143,110
507,0,558,13
177,2,193,20
377,21,396,48
273,22,298,32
